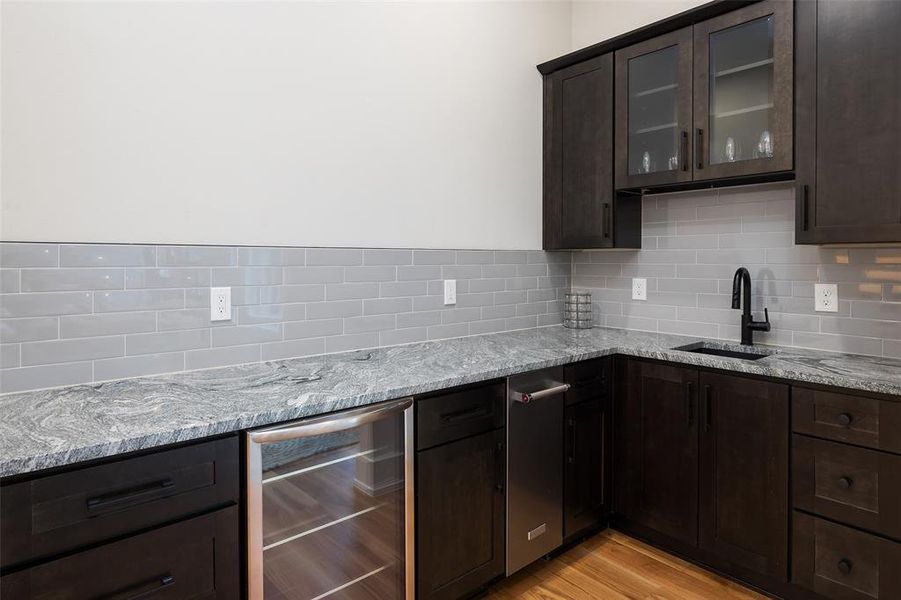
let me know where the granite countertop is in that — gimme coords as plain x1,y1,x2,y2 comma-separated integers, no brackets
2,326,900,478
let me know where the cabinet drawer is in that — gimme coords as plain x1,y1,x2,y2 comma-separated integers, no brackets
564,358,610,406
417,381,505,451
792,512,901,600
1,506,239,600
1,436,239,569
793,435,901,540
792,387,901,454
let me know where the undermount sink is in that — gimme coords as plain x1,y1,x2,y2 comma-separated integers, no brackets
672,341,775,361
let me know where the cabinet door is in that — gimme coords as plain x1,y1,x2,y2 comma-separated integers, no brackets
795,0,901,243
614,360,699,546
614,27,693,190
699,372,788,581
544,54,614,249
564,396,609,539
693,0,793,181
416,429,504,600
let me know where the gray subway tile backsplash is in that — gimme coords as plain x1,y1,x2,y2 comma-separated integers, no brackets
0,243,569,392
573,182,901,357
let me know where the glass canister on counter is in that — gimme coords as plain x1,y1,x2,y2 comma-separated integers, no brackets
563,291,593,329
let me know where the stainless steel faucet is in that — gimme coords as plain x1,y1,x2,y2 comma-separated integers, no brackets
731,267,770,346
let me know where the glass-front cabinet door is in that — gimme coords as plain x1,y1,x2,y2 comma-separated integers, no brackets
615,27,693,189
693,0,793,180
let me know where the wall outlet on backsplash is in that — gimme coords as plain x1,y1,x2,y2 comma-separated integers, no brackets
631,278,647,301
443,279,457,305
210,287,232,321
814,283,838,313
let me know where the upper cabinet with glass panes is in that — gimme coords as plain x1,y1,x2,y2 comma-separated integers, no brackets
613,0,792,189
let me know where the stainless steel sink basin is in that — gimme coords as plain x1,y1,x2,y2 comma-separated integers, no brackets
672,341,774,361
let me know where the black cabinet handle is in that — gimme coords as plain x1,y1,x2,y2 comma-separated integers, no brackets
800,184,810,231
495,441,505,493
106,573,175,600
838,412,853,427
680,130,688,172
685,381,694,426
695,128,704,169
703,385,712,432
603,203,611,239
86,478,175,514
837,559,853,575
567,418,577,465
439,405,491,425
838,476,853,490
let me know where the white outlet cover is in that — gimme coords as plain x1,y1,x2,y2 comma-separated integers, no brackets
210,287,232,321
443,279,457,305
632,278,647,301
814,283,838,313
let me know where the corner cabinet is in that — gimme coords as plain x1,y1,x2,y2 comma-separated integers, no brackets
614,0,793,189
543,54,641,250
795,0,901,244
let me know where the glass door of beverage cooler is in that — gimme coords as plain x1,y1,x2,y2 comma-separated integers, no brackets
246,398,414,600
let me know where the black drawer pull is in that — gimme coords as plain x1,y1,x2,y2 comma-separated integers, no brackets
838,476,853,490
495,442,505,493
567,418,577,465
837,559,853,575
837,412,853,427
87,478,175,514
105,573,175,600
703,385,712,432
439,405,492,425
685,381,694,427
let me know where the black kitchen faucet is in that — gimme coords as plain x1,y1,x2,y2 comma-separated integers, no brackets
732,267,771,345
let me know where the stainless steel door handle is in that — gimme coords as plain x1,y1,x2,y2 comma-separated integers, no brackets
511,383,570,404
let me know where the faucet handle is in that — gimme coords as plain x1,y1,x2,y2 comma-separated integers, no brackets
763,307,769,324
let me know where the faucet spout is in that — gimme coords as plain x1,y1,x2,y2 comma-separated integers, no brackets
731,267,769,345
731,267,749,310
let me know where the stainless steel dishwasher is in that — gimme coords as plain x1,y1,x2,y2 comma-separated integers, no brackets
246,398,414,600
506,367,569,575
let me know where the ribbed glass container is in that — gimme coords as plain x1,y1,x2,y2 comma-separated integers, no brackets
563,291,593,329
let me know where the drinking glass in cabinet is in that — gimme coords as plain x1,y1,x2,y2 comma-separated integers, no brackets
708,15,775,166
627,44,680,176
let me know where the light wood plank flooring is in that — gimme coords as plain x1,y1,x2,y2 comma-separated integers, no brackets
486,530,768,600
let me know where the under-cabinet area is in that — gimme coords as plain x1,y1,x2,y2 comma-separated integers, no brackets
2,349,899,600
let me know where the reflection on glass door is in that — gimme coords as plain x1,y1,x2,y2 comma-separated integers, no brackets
627,45,681,177
708,15,775,166
247,399,413,600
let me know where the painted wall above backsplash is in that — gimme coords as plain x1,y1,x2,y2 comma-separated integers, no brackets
573,183,901,358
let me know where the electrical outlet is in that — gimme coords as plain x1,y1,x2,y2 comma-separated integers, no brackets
210,287,232,321
814,283,838,312
632,278,647,301
443,280,457,305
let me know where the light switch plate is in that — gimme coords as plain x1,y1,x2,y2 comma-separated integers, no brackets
814,283,838,312
443,280,457,305
632,278,647,301
210,287,232,321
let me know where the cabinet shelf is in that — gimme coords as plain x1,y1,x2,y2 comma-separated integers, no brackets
633,122,678,134
715,58,774,78
633,83,678,98
714,103,773,119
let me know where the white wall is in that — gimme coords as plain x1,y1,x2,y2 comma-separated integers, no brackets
571,0,707,50
1,1,571,250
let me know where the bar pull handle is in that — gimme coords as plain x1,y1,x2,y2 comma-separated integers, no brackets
685,381,694,426
800,184,810,231
106,573,175,600
680,130,688,172
512,383,570,404
703,385,712,432
603,203,611,239
87,478,175,514
567,417,577,464
695,128,704,170
440,405,491,424
495,441,505,493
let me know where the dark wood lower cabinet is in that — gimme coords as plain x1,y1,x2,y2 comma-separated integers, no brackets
614,359,699,547
698,372,789,581
416,428,505,600
0,506,239,600
563,396,609,540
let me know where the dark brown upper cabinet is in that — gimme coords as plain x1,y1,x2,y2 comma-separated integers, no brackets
543,55,641,250
612,0,792,190
693,0,793,181
795,0,901,244
615,28,694,190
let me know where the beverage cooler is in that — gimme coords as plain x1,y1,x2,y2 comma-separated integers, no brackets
246,398,414,600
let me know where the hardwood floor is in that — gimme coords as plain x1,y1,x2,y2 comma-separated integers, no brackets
485,530,768,599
